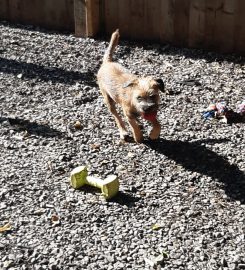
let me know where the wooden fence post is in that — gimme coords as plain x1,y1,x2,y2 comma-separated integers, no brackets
86,0,100,36
74,0,100,37
74,0,87,36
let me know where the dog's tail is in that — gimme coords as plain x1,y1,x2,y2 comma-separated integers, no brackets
103,29,120,63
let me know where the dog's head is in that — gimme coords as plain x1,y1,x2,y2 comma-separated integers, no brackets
123,77,165,115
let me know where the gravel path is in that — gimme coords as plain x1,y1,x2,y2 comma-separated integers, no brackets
0,21,245,270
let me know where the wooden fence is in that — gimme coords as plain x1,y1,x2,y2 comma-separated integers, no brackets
100,0,245,54
0,0,245,54
0,0,74,31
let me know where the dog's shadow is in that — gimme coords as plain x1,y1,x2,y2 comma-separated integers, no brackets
0,117,64,138
146,138,245,203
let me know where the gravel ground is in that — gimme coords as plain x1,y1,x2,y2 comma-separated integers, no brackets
0,21,245,270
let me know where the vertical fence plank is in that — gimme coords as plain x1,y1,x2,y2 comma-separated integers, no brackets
9,0,21,21
104,0,119,35
160,0,175,43
214,0,235,53
189,0,206,48
86,0,100,36
74,0,86,36
234,0,245,54
117,0,130,37
146,0,162,40
128,0,146,39
205,0,220,50
173,0,190,46
0,1,8,20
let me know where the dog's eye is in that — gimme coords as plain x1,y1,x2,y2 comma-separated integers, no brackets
149,94,156,99
137,96,143,101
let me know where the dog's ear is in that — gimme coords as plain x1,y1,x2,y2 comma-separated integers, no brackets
122,79,138,88
155,78,165,93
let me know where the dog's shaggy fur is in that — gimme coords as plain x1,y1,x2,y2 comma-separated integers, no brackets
97,30,165,143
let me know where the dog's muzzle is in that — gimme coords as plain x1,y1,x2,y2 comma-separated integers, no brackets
142,103,157,113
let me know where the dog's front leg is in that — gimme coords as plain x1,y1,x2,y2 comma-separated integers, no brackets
127,117,143,143
100,89,129,140
149,119,161,140
109,107,129,141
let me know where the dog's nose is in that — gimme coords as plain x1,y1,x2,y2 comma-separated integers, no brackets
142,104,155,113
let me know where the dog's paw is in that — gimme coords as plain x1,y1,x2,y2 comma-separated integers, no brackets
149,136,159,141
120,130,128,139
120,131,132,143
149,130,160,140
121,135,132,143
149,124,161,140
134,134,144,143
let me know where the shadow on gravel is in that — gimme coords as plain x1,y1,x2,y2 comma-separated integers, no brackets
111,191,141,207
0,21,70,34
0,117,64,138
0,57,96,86
81,186,140,206
146,139,245,203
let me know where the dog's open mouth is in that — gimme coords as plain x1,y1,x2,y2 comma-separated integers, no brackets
141,111,157,121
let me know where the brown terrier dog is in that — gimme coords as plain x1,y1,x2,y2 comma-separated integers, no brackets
97,29,165,143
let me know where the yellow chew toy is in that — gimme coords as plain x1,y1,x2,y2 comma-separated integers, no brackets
70,166,119,200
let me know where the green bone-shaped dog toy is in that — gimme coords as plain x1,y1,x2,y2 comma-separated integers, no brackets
70,166,119,199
